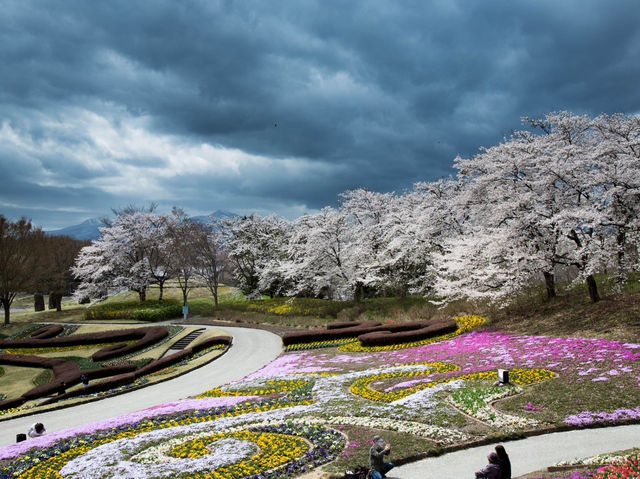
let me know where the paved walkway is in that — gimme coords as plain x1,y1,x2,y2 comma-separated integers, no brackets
0,325,282,447
393,423,640,478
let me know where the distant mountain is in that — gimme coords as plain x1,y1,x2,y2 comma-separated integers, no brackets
190,210,239,224
46,210,239,241
47,218,103,241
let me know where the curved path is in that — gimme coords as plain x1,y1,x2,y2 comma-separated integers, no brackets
394,423,640,478
0,326,282,448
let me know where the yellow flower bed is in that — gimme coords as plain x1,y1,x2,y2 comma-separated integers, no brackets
338,315,486,352
350,365,555,402
285,338,358,351
269,303,294,315
197,379,312,399
170,430,309,474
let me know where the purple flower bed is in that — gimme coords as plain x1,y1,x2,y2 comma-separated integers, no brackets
564,407,640,427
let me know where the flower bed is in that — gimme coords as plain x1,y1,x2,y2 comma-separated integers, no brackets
1,315,639,477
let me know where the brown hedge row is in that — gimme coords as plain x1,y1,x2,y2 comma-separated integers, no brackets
0,353,138,402
282,322,383,345
29,325,64,339
49,348,197,403
191,336,232,353
0,326,169,362
283,319,459,346
325,321,368,330
0,331,231,410
357,319,458,346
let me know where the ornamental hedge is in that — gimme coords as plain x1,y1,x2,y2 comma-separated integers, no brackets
0,326,169,362
0,353,138,405
357,319,458,346
282,319,458,346
281,322,383,345
29,325,64,340
0,333,232,410
48,337,232,403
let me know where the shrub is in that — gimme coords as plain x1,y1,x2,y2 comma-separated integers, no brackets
29,325,64,339
83,299,182,321
131,303,182,322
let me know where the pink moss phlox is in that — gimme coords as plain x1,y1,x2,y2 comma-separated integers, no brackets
245,351,347,379
564,407,640,426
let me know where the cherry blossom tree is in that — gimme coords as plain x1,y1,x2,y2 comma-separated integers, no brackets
340,189,395,298
72,208,170,302
221,214,291,297
281,207,356,299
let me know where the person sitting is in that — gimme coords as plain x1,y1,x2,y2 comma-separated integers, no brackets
475,451,501,479
495,444,511,478
369,435,394,479
27,422,46,438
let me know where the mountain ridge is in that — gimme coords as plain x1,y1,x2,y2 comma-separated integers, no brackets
46,210,239,241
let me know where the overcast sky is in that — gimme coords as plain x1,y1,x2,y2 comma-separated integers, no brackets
2,0,640,230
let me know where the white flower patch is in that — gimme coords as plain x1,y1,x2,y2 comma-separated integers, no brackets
289,415,468,445
392,380,463,407
60,406,314,479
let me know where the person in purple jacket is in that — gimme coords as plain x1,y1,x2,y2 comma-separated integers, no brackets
475,451,501,479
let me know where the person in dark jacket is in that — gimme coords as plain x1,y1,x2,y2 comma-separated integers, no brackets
369,435,394,479
495,445,511,479
475,451,501,479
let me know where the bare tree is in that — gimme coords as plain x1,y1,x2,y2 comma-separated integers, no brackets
167,208,200,308
193,221,227,306
0,216,43,325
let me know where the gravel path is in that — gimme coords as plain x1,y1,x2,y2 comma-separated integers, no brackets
0,325,282,447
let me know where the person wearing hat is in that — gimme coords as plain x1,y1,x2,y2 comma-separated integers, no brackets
369,435,394,479
475,451,501,479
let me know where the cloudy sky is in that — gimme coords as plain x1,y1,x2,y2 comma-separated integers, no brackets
2,0,640,230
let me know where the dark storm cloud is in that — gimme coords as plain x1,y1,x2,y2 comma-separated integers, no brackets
1,0,640,228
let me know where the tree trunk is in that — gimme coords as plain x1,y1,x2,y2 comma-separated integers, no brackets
138,289,146,301
213,291,218,307
354,282,364,302
3,301,9,326
586,275,600,303
543,272,556,300
34,293,45,312
158,281,164,300
48,293,63,312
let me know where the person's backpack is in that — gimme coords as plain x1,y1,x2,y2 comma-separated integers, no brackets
344,466,369,479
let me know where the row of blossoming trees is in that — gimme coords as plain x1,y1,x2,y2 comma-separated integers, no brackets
72,111,639,307
72,206,228,307
220,112,640,305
